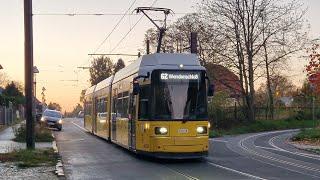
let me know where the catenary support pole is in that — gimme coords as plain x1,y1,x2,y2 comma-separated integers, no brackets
190,32,198,54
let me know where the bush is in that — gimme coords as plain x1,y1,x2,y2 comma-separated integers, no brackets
210,119,316,137
208,92,246,129
13,125,54,142
292,128,320,142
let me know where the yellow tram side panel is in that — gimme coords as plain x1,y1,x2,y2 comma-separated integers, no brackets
95,94,111,140
111,76,132,148
84,115,93,132
115,118,129,148
96,113,109,139
135,121,209,153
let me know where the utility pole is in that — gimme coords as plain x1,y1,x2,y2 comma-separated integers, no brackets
190,32,198,54
146,40,150,54
24,0,35,149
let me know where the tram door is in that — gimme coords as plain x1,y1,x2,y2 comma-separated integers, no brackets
93,98,98,134
128,93,136,150
111,92,117,141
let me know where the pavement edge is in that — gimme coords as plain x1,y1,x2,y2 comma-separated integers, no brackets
52,133,66,178
289,141,320,155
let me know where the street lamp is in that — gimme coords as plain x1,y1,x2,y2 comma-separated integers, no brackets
33,66,39,117
33,66,39,100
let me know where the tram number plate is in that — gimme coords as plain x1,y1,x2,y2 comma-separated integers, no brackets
178,129,188,134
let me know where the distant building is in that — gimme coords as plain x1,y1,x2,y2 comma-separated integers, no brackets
206,64,243,99
279,96,294,107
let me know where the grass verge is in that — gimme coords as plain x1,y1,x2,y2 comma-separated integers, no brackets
210,119,316,138
13,125,54,142
291,128,320,143
0,148,58,168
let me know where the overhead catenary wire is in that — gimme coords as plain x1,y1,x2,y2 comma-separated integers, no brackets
32,12,192,16
77,0,138,69
110,15,144,53
33,13,139,16
110,0,159,53
92,0,138,54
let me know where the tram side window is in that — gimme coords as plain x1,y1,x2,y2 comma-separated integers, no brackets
113,91,130,119
103,98,108,118
96,98,107,118
102,98,107,113
138,85,150,119
96,99,100,114
85,102,92,116
122,96,129,118
116,96,122,118
112,96,117,120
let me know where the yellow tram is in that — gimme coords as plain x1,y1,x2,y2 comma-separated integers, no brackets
84,53,213,159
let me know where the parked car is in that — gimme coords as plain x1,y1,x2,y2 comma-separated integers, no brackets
40,109,63,131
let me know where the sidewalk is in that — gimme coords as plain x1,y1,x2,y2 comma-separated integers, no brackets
290,142,320,155
0,124,52,153
0,124,59,180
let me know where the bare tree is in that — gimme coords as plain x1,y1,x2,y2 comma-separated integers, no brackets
0,72,9,87
259,0,307,119
199,0,307,122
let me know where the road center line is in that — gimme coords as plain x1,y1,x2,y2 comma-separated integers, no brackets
207,162,267,180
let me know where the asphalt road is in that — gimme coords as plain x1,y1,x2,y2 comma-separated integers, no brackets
54,118,320,180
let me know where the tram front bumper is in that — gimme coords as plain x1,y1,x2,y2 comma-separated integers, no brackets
150,136,209,153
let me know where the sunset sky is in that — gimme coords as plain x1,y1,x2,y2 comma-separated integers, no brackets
0,0,319,112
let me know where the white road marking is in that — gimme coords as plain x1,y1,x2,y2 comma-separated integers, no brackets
207,162,267,180
71,121,88,132
163,165,199,180
268,134,320,160
255,145,283,151
210,139,228,143
239,130,320,174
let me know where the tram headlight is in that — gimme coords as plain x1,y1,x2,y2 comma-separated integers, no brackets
58,119,63,124
40,117,46,122
197,126,207,134
155,127,168,135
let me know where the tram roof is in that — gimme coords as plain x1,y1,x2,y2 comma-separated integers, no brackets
85,85,96,96
95,75,114,92
113,53,205,83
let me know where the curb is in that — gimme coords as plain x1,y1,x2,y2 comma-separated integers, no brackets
52,133,66,178
289,141,320,155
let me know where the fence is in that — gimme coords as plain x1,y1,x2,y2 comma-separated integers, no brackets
209,105,320,129
0,105,24,126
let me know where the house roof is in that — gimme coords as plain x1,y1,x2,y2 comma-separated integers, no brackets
206,64,243,98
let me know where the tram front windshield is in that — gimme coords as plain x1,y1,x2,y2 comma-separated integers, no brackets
150,70,207,120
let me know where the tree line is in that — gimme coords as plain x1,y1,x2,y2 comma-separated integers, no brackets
89,57,125,85
143,0,308,122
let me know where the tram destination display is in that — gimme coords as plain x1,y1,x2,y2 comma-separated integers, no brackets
160,71,200,82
